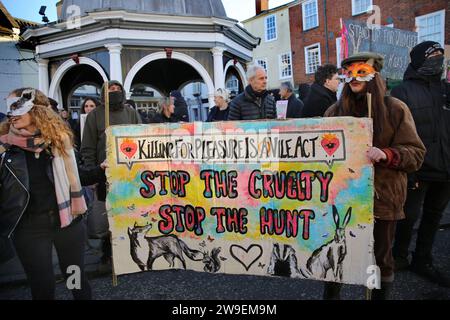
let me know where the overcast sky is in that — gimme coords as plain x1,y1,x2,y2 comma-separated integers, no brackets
2,0,293,23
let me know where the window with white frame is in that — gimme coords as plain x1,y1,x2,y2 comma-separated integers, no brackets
256,58,268,73
265,14,277,41
415,10,445,46
304,43,321,74
352,0,373,16
279,53,292,79
302,0,318,31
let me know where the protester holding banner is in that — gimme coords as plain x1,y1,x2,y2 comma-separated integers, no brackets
228,64,276,120
206,88,230,122
81,80,142,272
279,81,303,118
0,88,91,300
391,41,450,287
324,52,426,299
301,64,339,118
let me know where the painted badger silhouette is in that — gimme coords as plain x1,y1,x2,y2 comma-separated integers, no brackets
127,222,221,272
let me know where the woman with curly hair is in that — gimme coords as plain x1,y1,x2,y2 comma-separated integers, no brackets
0,88,91,300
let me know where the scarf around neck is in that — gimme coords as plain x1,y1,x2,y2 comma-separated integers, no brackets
0,126,87,228
0,126,46,153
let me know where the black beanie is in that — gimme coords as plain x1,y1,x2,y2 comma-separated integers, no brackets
410,41,444,70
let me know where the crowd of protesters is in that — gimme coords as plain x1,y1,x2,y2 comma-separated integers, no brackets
0,40,449,300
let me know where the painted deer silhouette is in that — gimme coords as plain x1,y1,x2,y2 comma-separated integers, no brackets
306,206,352,282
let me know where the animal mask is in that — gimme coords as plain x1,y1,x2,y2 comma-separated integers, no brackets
6,89,36,117
343,62,376,83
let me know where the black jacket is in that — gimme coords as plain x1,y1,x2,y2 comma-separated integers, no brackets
0,146,105,240
152,112,178,123
206,106,230,122
285,94,304,118
391,65,450,182
301,83,337,117
228,85,277,120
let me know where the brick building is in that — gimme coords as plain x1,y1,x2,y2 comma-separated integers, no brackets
289,0,449,86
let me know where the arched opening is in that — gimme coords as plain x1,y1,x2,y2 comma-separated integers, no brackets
127,56,211,121
48,57,108,106
224,61,246,99
130,83,163,118
68,82,101,119
59,64,104,112
225,71,242,100
124,51,215,117
179,81,209,121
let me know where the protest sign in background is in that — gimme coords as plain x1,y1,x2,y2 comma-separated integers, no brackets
344,19,418,80
106,118,376,287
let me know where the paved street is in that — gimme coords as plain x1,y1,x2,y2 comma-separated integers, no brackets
1,208,449,300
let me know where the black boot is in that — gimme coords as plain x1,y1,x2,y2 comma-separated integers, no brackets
371,282,393,300
323,282,342,300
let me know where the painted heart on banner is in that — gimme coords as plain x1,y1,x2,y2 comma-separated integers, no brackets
321,134,340,157
120,140,138,159
229,244,263,271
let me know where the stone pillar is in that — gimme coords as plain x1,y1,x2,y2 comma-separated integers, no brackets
105,43,123,83
211,46,225,90
37,58,49,96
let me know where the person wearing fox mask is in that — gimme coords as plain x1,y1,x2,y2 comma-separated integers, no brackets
323,52,426,299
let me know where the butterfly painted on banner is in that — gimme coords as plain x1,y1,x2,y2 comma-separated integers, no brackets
199,241,207,248
207,235,215,242
258,262,266,269
358,224,366,230
141,212,149,218
127,204,136,211
151,217,157,223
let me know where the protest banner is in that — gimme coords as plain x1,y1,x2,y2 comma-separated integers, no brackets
106,118,377,287
344,19,417,80
276,100,288,119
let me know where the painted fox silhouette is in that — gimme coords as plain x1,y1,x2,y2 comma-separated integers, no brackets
306,205,352,282
127,222,220,271
127,222,151,271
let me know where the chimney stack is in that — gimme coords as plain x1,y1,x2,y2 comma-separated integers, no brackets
256,0,269,15
56,0,64,21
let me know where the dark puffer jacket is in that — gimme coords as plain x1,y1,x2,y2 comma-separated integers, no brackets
301,83,337,118
391,65,450,182
228,85,276,120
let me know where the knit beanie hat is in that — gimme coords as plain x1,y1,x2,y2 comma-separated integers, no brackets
410,41,444,70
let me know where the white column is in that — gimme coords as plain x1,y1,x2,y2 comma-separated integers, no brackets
105,43,123,83
211,46,225,90
37,58,49,96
